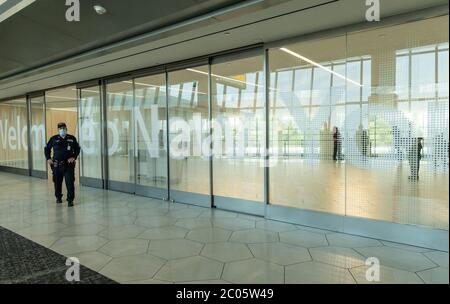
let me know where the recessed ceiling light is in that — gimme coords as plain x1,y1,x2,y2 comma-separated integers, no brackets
93,5,106,15
224,32,231,36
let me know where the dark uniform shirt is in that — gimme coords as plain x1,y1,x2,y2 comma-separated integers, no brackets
44,134,80,161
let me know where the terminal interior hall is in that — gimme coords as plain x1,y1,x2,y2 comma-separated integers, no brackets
0,0,449,284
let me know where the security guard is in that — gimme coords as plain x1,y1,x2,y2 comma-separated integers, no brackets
44,122,80,207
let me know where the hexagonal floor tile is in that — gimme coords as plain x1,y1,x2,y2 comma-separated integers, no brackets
417,267,449,284
201,242,253,262
166,208,203,219
75,251,113,272
248,243,311,265
186,228,232,243
355,246,436,272
280,230,328,248
155,256,223,282
18,222,67,237
100,254,166,282
138,226,188,240
199,209,237,219
148,239,203,260
57,223,106,237
134,216,176,228
381,241,432,253
222,258,284,284
98,224,147,240
212,218,255,230
99,239,150,257
230,229,279,243
326,233,382,248
26,234,60,247
423,251,449,268
174,218,213,230
51,235,109,255
350,265,423,284
285,261,355,284
256,220,298,232
101,215,137,227
310,246,366,268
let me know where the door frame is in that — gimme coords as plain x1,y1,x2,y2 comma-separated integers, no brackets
77,80,105,189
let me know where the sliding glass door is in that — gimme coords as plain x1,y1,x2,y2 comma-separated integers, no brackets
78,84,104,188
211,51,266,215
134,72,168,199
29,93,47,178
167,64,211,207
105,78,135,193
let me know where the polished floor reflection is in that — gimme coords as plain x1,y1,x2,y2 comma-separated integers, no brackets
0,172,447,284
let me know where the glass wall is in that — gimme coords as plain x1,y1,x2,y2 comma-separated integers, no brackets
268,36,347,214
345,15,449,229
268,15,449,230
46,86,78,180
134,73,168,195
106,80,134,186
1,14,447,235
211,53,265,202
30,95,46,172
79,85,102,180
0,97,28,169
168,66,210,198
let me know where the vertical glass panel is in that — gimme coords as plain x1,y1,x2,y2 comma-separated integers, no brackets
269,36,346,214
79,86,102,179
168,66,209,195
46,86,78,139
30,95,46,172
438,48,449,98
346,15,449,230
0,98,28,169
106,80,134,184
46,86,78,180
134,73,168,191
212,54,265,202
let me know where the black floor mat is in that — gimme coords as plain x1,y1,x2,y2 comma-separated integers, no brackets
0,226,117,284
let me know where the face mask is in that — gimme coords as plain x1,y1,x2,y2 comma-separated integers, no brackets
59,128,67,137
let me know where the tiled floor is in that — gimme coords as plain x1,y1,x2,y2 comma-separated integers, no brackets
0,172,448,284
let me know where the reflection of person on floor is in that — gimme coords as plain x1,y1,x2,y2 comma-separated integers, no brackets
333,127,342,161
408,137,423,181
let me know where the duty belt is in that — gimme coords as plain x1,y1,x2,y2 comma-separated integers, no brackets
52,160,66,167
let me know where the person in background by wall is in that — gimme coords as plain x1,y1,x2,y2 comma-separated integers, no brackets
333,126,342,162
408,137,423,181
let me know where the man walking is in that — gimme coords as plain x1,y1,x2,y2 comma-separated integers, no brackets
44,122,80,207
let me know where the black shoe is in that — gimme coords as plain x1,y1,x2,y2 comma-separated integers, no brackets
56,198,63,204
68,201,74,207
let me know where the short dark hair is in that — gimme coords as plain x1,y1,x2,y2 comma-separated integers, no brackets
57,122,67,129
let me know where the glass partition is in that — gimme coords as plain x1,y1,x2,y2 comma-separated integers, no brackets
30,95,46,173
79,85,102,180
211,53,265,203
268,36,347,215
345,15,449,229
134,73,168,198
0,98,28,169
168,65,210,202
46,86,78,180
106,80,135,187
